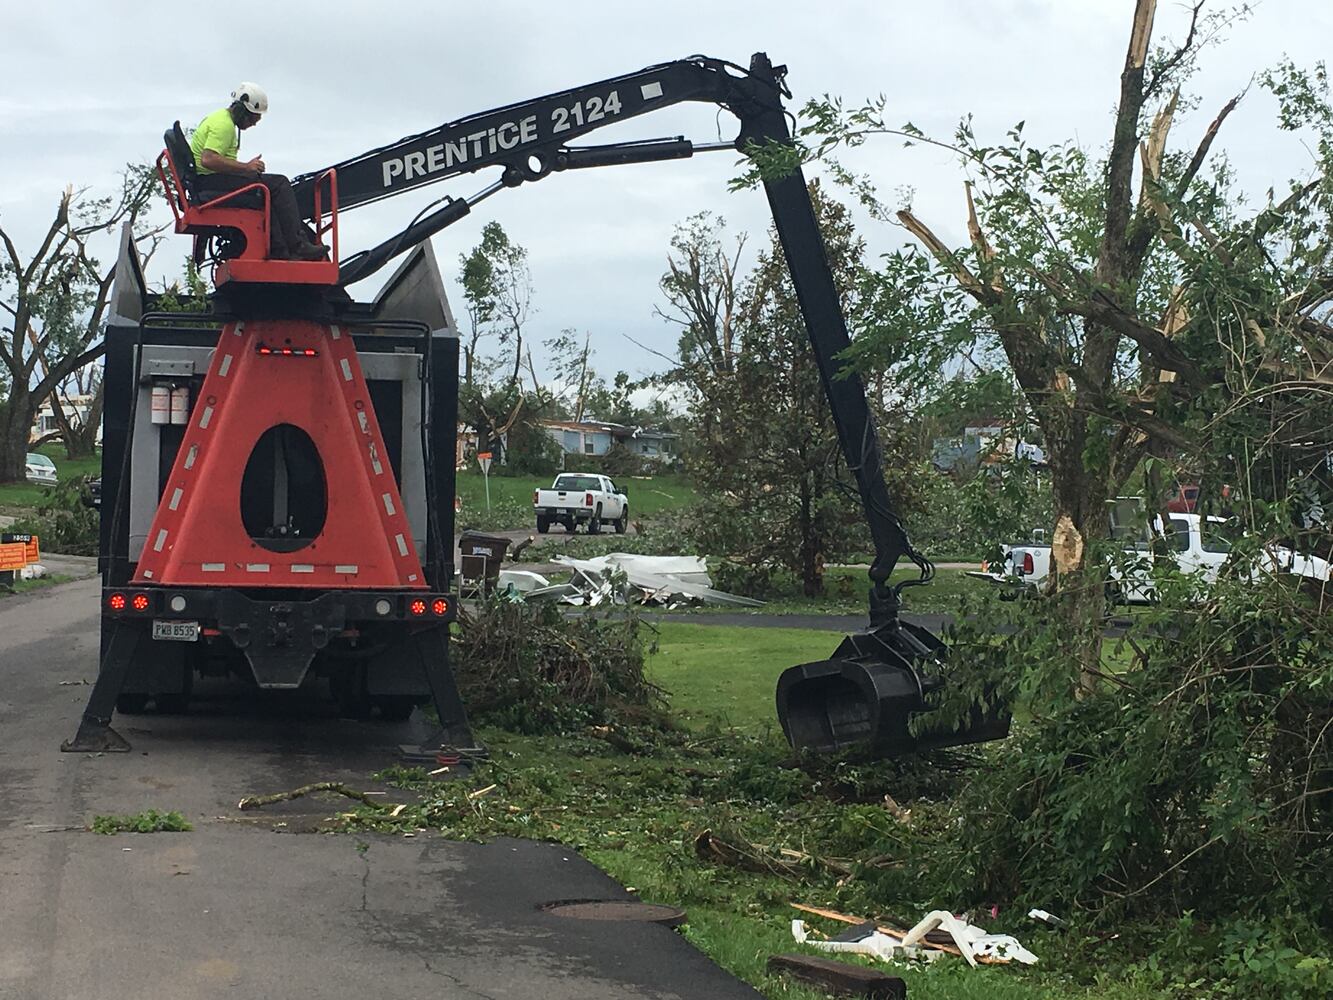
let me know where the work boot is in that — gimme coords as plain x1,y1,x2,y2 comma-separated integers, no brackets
291,242,328,261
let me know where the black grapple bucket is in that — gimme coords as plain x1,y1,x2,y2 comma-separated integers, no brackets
776,619,1010,756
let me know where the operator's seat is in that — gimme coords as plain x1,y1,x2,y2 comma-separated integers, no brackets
156,121,340,287
159,121,273,263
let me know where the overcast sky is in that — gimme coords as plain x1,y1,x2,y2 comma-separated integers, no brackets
1,0,1327,392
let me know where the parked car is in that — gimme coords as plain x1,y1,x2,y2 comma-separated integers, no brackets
533,473,628,534
969,510,1331,604
24,452,57,485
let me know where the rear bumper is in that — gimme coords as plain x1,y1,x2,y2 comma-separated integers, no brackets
102,586,455,624
535,507,593,520
101,586,456,688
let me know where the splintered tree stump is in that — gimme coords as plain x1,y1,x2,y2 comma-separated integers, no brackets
767,954,906,999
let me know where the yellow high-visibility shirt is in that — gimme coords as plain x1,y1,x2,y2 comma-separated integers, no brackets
190,108,240,175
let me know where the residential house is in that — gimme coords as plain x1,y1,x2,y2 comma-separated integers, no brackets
29,394,101,445
540,419,678,465
931,421,1045,473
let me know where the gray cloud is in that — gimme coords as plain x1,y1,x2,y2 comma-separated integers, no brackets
2,0,1328,382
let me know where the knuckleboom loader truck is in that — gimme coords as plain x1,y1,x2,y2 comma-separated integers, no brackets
65,54,1009,759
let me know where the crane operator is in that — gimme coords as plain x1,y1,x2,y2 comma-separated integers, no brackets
189,83,327,261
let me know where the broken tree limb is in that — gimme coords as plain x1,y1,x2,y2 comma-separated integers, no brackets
237,782,387,811
767,954,906,999
694,830,853,878
897,209,1001,306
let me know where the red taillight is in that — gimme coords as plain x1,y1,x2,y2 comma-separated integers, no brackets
533,490,539,505
585,492,594,507
432,598,449,616
409,599,427,616
108,593,126,611
131,594,150,612
1022,552,1035,574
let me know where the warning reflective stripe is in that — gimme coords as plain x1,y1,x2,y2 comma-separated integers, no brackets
153,529,168,552
382,492,396,516
142,570,154,579
218,354,233,377
168,488,184,511
368,443,383,475
641,81,664,99
234,322,245,337
357,411,369,434
291,564,315,573
201,563,226,572
330,326,341,340
199,405,214,429
395,533,409,557
245,563,270,572
184,445,198,469
335,564,358,574
408,573,418,582
340,359,353,382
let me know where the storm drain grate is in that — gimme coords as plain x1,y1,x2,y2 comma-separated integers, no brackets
539,899,687,927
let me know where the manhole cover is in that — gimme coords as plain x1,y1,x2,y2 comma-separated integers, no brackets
539,899,687,927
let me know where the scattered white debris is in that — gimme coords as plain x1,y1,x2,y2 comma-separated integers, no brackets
902,910,1038,967
497,569,551,594
792,919,941,964
551,553,764,608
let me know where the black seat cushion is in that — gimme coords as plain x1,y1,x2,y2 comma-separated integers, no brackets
163,121,198,201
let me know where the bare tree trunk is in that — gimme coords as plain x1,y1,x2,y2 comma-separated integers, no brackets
1045,428,1112,690
59,378,104,459
0,384,32,483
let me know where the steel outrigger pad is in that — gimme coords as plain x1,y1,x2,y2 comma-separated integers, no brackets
61,719,133,753
776,618,1010,757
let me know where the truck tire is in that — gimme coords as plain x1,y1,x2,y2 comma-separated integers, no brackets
376,696,417,722
116,693,150,714
615,506,629,534
154,663,193,714
537,515,550,534
588,504,602,534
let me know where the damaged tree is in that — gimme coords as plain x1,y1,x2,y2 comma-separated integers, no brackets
787,0,1266,683
0,166,160,481
662,186,877,596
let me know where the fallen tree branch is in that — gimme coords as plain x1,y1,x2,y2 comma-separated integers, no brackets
237,782,387,811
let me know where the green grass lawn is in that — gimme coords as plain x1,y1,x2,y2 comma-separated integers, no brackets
647,621,836,732
0,444,100,512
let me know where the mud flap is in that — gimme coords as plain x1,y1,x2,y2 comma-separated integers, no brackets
775,621,1010,757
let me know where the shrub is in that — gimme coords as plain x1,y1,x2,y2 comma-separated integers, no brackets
10,475,99,555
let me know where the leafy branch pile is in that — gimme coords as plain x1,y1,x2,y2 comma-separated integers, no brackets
450,596,666,734
9,475,99,554
90,809,192,834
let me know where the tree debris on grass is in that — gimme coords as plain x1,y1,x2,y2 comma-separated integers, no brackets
237,782,388,812
695,828,854,878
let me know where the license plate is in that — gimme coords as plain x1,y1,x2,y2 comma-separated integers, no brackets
152,620,199,642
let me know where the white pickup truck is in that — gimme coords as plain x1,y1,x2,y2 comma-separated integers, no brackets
533,473,629,534
970,511,1332,603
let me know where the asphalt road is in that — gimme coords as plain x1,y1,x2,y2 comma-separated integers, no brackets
0,577,763,1000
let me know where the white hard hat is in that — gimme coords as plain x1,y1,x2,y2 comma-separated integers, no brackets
230,82,268,115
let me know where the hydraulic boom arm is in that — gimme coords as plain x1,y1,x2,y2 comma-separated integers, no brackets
287,53,1006,756
292,53,930,617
